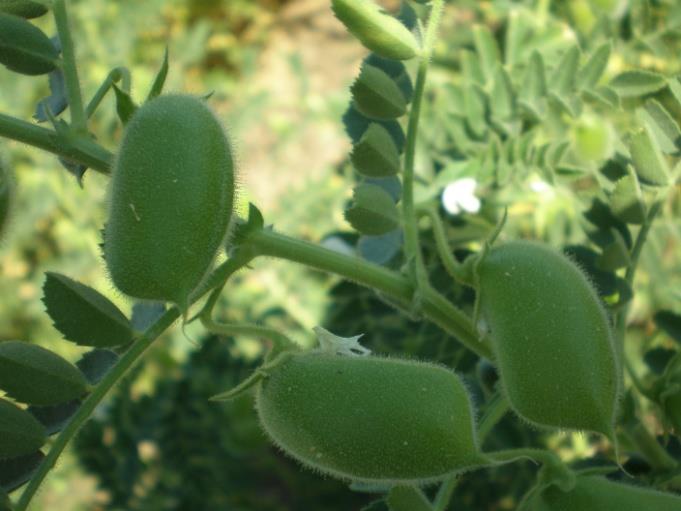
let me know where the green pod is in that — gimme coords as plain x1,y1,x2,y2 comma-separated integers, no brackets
104,95,235,311
0,398,46,459
522,475,681,510
0,13,58,75
332,0,419,61
477,241,619,436
0,0,48,19
256,351,486,485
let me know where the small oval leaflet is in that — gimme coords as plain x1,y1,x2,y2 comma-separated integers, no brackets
256,350,486,485
344,184,400,236
352,64,407,120
0,1,47,19
610,173,645,224
332,0,419,61
628,125,671,186
521,475,681,511
351,123,400,178
42,272,133,348
476,241,619,437
0,341,89,406
609,70,667,98
0,398,46,460
0,13,58,75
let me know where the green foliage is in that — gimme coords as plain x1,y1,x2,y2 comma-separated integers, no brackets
351,123,401,178
256,350,484,485
0,398,46,460
477,241,619,436
0,13,58,75
351,64,408,120
344,184,400,236
386,485,432,511
0,157,11,240
0,341,89,406
0,1,46,19
104,94,235,311
42,272,133,348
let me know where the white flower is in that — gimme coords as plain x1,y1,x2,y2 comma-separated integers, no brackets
441,177,481,215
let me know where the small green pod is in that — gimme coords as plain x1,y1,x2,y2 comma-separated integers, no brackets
104,95,235,310
332,0,419,61
522,475,681,511
0,13,58,75
0,0,48,19
477,241,619,436
256,351,486,485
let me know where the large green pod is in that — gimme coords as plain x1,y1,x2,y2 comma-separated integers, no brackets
104,95,235,310
521,475,681,510
477,241,619,436
256,351,486,485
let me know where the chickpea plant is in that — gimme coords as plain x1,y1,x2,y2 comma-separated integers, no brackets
0,0,680,510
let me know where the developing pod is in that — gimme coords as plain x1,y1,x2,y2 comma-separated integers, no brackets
476,241,619,437
521,475,681,510
256,351,486,485
104,95,235,311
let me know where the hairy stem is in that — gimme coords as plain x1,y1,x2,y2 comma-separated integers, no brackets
247,228,492,359
53,0,87,133
402,0,445,289
16,255,252,510
477,392,511,445
433,476,458,511
0,113,113,173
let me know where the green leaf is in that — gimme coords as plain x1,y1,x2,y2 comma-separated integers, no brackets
577,42,611,89
365,54,413,103
490,65,515,121
0,486,9,510
639,100,681,154
112,83,138,125
146,47,169,101
464,85,488,138
610,172,646,224
504,9,532,67
0,451,43,494
0,341,89,405
583,86,620,109
358,229,402,265
28,400,80,436
344,184,400,236
629,125,671,186
76,349,119,385
0,399,46,460
472,24,500,81
387,486,433,511
0,0,47,19
549,45,580,97
0,13,59,75
364,176,401,202
131,302,166,332
521,51,547,102
343,105,406,152
597,229,631,271
331,0,419,61
610,70,667,98
460,49,485,85
42,272,133,348
352,64,407,120
351,123,400,178
655,311,681,345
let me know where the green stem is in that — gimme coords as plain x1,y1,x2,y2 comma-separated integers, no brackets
53,0,87,133
420,206,466,282
627,423,677,472
0,113,112,173
16,255,252,510
433,476,458,511
247,228,492,359
477,393,511,445
402,0,445,289
201,318,297,356
85,67,129,119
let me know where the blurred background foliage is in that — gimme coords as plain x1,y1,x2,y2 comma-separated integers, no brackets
0,0,680,509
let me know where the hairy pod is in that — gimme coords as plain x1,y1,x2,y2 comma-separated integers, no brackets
0,13,58,75
0,1,48,19
255,351,486,485
331,0,419,61
521,475,681,510
104,95,235,311
477,241,619,436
